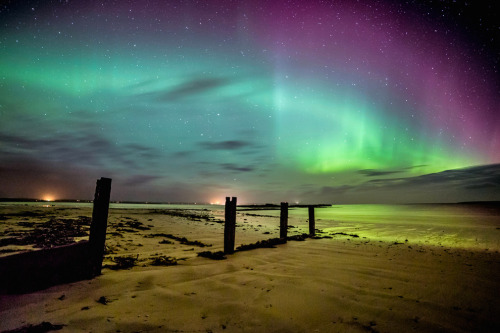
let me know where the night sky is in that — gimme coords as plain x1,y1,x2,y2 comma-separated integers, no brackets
1,0,499,204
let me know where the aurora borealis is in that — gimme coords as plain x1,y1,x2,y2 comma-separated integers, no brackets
1,0,499,204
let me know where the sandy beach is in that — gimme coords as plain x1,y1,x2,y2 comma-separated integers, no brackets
1,203,499,332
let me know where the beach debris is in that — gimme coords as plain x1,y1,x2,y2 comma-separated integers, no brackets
0,237,20,247
236,238,286,251
197,251,227,260
150,255,178,266
2,210,51,218
96,296,111,305
236,234,311,252
104,245,118,255
149,209,212,222
287,234,309,241
0,248,19,254
2,217,91,249
313,235,332,239
330,232,360,238
145,233,212,247
115,219,151,231
1,321,65,333
109,254,139,270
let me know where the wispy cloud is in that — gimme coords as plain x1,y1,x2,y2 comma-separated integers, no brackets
220,163,255,172
199,140,252,150
0,131,162,169
136,76,232,102
358,169,402,177
300,164,500,203
364,164,500,189
122,175,162,187
319,185,356,195
161,77,230,101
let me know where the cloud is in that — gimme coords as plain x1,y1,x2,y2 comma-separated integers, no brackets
199,140,252,150
403,164,428,170
0,133,40,152
358,169,402,177
358,165,432,177
0,131,162,170
364,164,500,189
171,151,193,158
155,77,231,102
464,183,499,190
319,185,356,195
0,158,98,199
122,175,162,187
220,163,254,172
299,164,500,204
123,143,159,160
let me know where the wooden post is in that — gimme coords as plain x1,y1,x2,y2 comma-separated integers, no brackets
308,206,315,236
89,177,112,276
224,196,237,254
280,202,288,241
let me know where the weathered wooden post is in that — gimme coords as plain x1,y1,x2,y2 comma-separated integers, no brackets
224,196,237,254
280,202,288,241
308,206,315,236
89,177,112,276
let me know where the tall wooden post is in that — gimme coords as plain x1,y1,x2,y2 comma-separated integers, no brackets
224,196,237,254
280,202,288,241
89,177,112,276
308,206,315,236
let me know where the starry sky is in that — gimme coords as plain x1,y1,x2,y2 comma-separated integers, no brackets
1,0,499,204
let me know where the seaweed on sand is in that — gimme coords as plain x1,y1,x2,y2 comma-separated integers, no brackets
287,234,310,241
0,217,91,249
114,219,151,231
145,233,212,247
150,209,212,222
150,255,178,266
236,238,286,251
330,232,360,238
1,321,65,333
235,234,311,252
108,255,139,270
197,251,227,260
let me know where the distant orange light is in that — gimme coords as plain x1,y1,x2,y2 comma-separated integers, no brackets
42,195,55,202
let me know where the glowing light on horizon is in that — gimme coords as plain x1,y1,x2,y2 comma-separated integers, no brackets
42,195,55,202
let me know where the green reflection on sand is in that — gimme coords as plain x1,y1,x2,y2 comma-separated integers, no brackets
261,204,500,251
